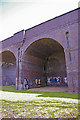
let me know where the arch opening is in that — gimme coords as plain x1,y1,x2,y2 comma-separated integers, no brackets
22,38,67,88
0,51,16,86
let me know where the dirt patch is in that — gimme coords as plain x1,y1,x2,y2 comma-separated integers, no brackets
29,86,68,92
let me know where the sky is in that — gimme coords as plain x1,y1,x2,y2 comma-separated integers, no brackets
0,0,79,41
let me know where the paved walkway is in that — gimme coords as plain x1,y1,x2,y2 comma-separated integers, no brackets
0,91,78,103
29,86,68,92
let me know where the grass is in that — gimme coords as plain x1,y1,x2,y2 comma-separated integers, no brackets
1,99,79,118
1,85,80,118
1,85,79,99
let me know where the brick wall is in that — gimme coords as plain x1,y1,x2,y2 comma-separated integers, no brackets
0,8,79,93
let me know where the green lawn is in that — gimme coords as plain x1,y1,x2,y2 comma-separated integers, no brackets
1,85,80,118
1,99,79,118
1,85,79,99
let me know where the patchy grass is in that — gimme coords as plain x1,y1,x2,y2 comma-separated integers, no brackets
1,85,80,118
1,99,79,118
1,85,79,99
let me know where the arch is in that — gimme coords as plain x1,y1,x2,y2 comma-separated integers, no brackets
0,49,16,58
0,51,16,86
22,38,67,88
22,37,65,56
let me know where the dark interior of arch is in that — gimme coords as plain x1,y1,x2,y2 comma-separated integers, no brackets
22,38,67,87
0,51,16,86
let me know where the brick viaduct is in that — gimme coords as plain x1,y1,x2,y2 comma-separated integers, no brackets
0,8,80,93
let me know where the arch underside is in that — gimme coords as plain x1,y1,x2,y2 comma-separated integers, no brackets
0,51,16,86
22,38,67,87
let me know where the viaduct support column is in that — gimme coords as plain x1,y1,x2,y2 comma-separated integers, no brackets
16,48,23,90
65,50,78,93
65,32,78,93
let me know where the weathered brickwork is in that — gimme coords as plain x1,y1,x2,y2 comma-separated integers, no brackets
0,8,80,93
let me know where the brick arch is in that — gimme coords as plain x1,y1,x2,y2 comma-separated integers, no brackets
22,37,65,56
21,38,67,88
0,50,16,86
0,8,78,93
0,49,16,59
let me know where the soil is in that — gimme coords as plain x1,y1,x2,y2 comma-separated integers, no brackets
29,86,68,92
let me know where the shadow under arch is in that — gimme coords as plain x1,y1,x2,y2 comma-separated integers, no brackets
22,38,67,88
0,50,16,86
